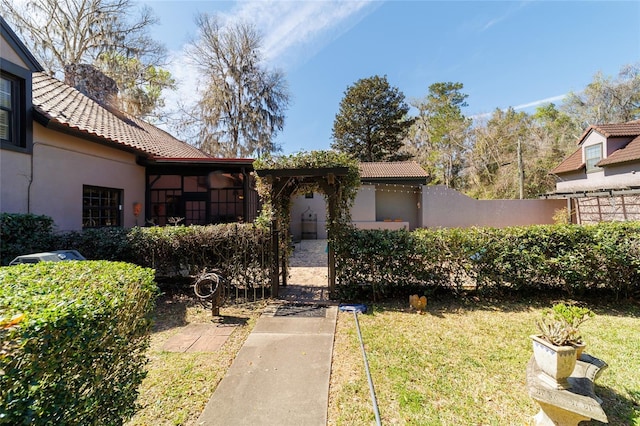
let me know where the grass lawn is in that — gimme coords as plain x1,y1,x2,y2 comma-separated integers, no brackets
127,289,639,425
328,296,640,426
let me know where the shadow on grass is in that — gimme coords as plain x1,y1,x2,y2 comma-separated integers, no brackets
349,289,640,321
152,279,264,334
595,384,640,425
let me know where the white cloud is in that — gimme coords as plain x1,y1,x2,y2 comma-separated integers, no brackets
469,94,567,121
158,1,380,133
512,94,566,111
218,0,381,69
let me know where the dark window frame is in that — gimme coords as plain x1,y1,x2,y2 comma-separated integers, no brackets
82,185,123,228
0,60,32,152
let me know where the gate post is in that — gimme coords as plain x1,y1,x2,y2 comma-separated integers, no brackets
271,220,279,298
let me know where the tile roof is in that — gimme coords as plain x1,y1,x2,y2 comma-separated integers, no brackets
598,135,640,166
359,161,428,180
550,148,584,175
589,122,640,138
32,72,210,159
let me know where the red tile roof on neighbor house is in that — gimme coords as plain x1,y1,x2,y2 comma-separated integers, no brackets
550,148,585,175
32,72,211,159
359,161,428,180
552,121,640,174
598,135,640,166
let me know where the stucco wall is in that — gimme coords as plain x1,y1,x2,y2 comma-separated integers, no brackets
290,193,328,240
19,124,146,231
0,149,31,213
556,164,640,192
1,34,29,68
374,186,420,229
289,185,399,239
422,185,566,228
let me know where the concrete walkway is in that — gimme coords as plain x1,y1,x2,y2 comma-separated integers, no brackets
196,304,337,425
197,239,335,425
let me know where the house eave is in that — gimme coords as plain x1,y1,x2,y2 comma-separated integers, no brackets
34,109,147,157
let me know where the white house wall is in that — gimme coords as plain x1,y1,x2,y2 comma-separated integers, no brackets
26,124,146,231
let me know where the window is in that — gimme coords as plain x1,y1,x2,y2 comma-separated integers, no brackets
0,75,15,143
585,144,602,172
83,185,122,228
0,67,30,150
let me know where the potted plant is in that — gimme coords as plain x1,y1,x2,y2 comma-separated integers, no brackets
531,303,595,390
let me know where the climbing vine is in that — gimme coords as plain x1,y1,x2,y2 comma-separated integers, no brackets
253,150,360,240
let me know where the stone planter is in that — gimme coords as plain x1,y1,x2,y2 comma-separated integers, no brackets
531,335,577,390
572,341,586,360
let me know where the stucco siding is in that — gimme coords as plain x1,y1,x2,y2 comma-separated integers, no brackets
27,125,145,231
0,149,31,213
1,34,29,68
374,186,419,229
290,193,328,240
422,185,565,228
556,165,640,192
351,185,376,222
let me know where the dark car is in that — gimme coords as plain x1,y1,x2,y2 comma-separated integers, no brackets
9,250,86,265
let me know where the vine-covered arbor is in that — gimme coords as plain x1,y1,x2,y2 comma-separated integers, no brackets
253,152,360,298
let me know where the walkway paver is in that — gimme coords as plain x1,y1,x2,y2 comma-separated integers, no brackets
162,323,237,353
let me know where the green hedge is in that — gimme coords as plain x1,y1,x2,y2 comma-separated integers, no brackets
0,214,56,266
334,223,640,300
57,224,273,289
0,261,157,425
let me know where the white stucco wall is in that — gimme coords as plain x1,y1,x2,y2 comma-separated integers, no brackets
351,185,376,222
290,193,328,239
289,185,404,239
21,125,146,231
422,185,566,228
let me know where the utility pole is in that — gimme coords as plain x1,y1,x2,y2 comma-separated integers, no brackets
517,138,524,199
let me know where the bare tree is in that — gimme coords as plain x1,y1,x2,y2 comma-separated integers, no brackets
562,63,640,127
2,0,171,118
183,13,290,157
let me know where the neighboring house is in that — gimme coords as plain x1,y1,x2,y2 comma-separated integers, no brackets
0,17,258,231
548,121,640,223
291,161,429,239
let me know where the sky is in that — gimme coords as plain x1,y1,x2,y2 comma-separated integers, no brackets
139,0,640,155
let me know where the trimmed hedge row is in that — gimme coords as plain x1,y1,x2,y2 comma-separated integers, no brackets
333,222,640,300
0,261,157,425
0,215,273,290
0,214,55,266
58,224,273,289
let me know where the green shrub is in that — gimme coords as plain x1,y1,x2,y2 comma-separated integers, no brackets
0,261,157,425
56,227,133,262
0,214,56,266
55,224,273,290
334,222,640,300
